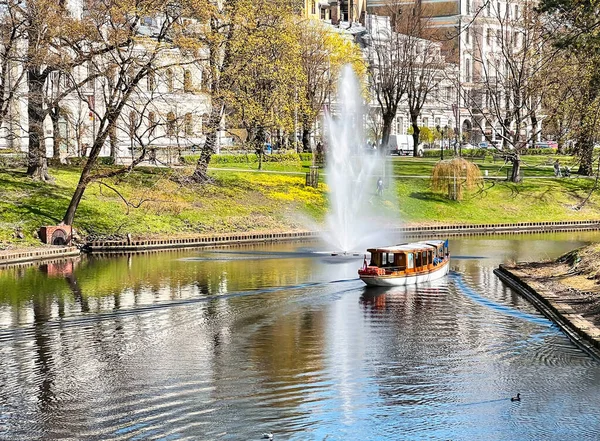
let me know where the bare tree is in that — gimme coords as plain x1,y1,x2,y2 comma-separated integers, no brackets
0,0,27,147
458,2,554,182
365,5,411,150
61,0,205,225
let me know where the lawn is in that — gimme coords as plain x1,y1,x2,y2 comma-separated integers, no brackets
1,154,598,248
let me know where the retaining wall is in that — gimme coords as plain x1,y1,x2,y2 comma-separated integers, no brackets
85,220,600,253
0,247,80,267
495,265,600,360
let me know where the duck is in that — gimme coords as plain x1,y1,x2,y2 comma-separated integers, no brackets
511,393,521,402
262,433,274,440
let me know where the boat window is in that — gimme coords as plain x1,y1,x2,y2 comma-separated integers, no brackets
422,251,428,265
407,253,414,269
428,250,433,264
398,253,407,270
381,253,387,266
415,251,422,268
387,253,394,267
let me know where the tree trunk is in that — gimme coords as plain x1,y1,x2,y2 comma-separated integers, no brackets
50,107,60,161
510,155,522,183
381,112,394,153
26,68,50,180
191,102,222,183
301,125,311,153
109,125,117,164
577,134,594,176
63,113,115,225
410,113,420,157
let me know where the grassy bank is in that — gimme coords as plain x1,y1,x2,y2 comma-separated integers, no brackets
1,153,599,248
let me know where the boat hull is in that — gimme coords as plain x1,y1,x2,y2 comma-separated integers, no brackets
360,261,450,286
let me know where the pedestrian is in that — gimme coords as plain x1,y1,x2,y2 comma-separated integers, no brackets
376,177,383,196
554,159,561,177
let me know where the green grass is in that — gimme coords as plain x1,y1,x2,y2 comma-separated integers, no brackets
1,155,599,248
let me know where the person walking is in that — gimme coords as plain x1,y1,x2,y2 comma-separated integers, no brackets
554,159,561,177
376,177,384,196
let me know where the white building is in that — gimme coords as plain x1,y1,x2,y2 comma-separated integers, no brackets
0,4,211,164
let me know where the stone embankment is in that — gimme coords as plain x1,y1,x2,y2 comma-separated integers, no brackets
495,256,600,360
0,246,80,268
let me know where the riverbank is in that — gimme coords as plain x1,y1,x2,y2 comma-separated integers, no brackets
495,244,600,358
1,158,599,248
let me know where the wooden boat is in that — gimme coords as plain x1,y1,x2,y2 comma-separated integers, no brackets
358,240,450,286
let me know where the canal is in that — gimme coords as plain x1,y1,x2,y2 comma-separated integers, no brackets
1,233,600,440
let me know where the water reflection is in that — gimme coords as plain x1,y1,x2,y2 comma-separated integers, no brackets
1,234,600,439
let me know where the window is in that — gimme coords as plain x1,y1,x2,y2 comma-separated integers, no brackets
395,117,403,134
513,32,518,47
496,29,501,46
184,113,193,136
465,58,471,82
165,69,174,93
183,69,192,92
446,87,452,101
466,0,470,14
167,111,176,137
311,0,315,14
466,27,470,44
407,253,414,269
128,111,138,139
497,2,501,17
148,112,156,137
486,2,491,16
514,5,519,19
422,117,429,127
147,71,156,92
486,29,491,46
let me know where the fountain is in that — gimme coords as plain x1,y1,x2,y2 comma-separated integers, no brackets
320,65,396,254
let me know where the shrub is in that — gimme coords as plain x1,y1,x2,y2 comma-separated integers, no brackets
180,151,305,165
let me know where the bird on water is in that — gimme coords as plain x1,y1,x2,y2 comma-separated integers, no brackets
262,433,274,440
511,393,521,402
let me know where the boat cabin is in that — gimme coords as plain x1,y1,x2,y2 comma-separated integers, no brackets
366,241,448,273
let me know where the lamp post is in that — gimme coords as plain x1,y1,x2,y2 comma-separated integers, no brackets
436,125,444,160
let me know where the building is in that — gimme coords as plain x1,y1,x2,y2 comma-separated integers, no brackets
303,1,368,24
366,0,542,146
363,14,458,144
0,2,211,164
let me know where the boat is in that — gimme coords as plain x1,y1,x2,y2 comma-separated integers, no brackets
358,240,450,286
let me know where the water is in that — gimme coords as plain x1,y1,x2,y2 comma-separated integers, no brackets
1,233,600,440
322,66,393,253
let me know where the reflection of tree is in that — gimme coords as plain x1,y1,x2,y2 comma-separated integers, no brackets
32,294,56,410
248,308,326,408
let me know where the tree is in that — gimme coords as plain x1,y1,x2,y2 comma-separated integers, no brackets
297,19,365,152
459,2,553,182
61,0,206,225
431,157,482,200
538,0,600,175
222,4,301,169
365,6,411,151
0,1,27,147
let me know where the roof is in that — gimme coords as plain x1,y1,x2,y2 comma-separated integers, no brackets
367,240,445,253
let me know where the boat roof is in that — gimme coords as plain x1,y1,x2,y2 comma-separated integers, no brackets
367,240,446,253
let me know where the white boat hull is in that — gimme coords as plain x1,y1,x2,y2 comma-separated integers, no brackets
360,261,450,287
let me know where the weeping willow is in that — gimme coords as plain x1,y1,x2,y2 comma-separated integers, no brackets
431,158,483,200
